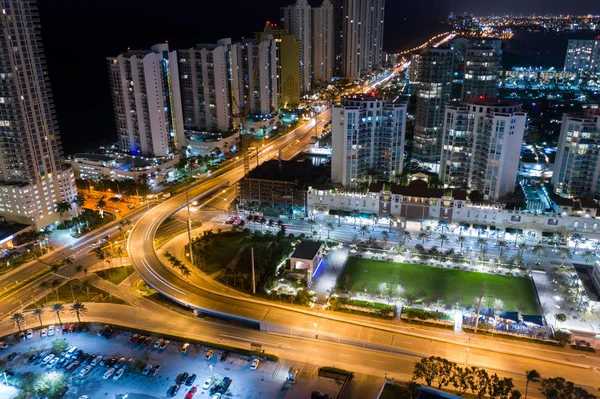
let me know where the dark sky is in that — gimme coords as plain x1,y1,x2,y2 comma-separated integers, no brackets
36,0,599,154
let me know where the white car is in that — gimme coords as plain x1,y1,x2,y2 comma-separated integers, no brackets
48,325,55,336
90,355,101,367
211,394,222,399
26,329,33,340
154,338,163,349
141,364,153,375
79,396,89,399
41,328,48,338
250,358,260,370
159,340,169,350
103,368,115,379
79,366,92,377
204,349,214,360
65,346,78,358
113,368,125,380
47,357,59,368
42,354,54,364
202,377,211,390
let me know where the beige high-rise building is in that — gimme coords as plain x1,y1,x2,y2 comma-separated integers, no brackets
281,0,312,94
0,0,77,229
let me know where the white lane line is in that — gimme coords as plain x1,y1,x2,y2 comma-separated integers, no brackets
140,258,185,296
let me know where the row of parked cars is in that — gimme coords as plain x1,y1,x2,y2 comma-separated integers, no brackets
130,333,170,350
20,323,90,341
167,372,231,398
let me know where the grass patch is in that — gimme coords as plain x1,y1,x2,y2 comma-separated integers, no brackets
195,232,246,273
570,345,596,353
46,279,127,305
95,265,135,285
341,257,539,313
403,307,453,321
0,268,52,300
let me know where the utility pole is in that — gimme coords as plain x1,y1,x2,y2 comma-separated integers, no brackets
474,280,485,333
251,246,256,294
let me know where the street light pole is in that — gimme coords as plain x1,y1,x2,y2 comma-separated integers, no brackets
185,165,195,267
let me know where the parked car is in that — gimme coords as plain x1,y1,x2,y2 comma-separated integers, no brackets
204,350,214,360
113,368,125,380
41,328,47,338
179,343,190,353
221,377,232,393
219,351,229,362
103,368,115,379
42,354,54,364
185,373,196,386
143,337,152,346
159,340,169,350
85,354,96,365
26,329,33,340
115,357,126,368
66,361,81,373
27,354,38,363
47,357,59,368
176,372,190,385
18,332,25,342
154,339,163,349
141,364,153,376
202,378,211,390
106,357,118,367
250,359,260,370
79,366,92,377
168,385,181,397
65,346,78,358
91,355,102,367
48,325,55,336
7,352,18,361
185,386,198,399
130,334,140,343
211,394,222,399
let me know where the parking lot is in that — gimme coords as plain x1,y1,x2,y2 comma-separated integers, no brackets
2,323,363,399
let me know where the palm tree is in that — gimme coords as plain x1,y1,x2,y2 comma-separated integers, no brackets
456,235,468,254
10,313,25,332
54,200,72,217
570,233,583,253
325,222,335,239
181,267,191,279
401,230,411,245
524,370,541,399
583,249,594,264
52,303,65,326
418,232,428,245
497,240,508,259
514,232,524,246
476,237,487,251
560,247,571,266
438,234,449,250
70,302,87,323
360,225,369,238
532,245,545,265
97,198,107,210
32,307,45,328
552,232,562,249
381,231,389,246
93,247,106,268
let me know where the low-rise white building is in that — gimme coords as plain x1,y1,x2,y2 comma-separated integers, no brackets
70,154,179,186
307,180,600,241
186,131,240,157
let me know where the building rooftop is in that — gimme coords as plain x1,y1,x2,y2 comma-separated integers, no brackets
74,153,115,162
390,180,468,200
245,158,329,186
463,97,518,107
290,240,322,261
0,223,31,244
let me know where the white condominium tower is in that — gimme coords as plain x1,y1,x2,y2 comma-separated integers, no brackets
107,43,185,157
342,0,385,80
564,39,600,74
281,0,312,94
178,39,235,133
552,109,600,198
231,36,278,117
332,95,407,187
312,0,334,84
440,98,526,201
0,0,77,228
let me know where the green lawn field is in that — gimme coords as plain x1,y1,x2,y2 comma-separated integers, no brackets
341,257,539,313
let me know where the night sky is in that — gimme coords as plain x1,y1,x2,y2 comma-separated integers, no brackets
36,0,600,154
